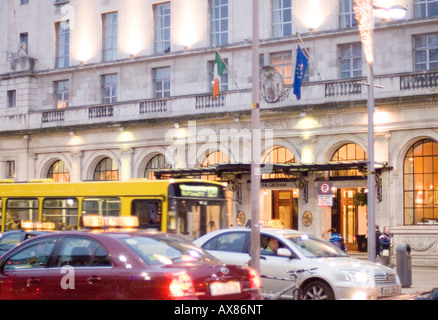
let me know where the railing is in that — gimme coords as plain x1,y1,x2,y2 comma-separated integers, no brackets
400,70,438,90
42,110,64,123
195,94,225,109
88,105,114,119
325,79,363,97
139,99,168,114
19,70,438,130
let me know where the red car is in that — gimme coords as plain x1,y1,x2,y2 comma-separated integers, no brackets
0,229,261,300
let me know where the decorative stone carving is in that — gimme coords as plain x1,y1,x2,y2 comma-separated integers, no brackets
8,42,37,72
260,66,288,103
401,236,438,253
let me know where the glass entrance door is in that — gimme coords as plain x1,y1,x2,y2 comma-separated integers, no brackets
340,189,358,244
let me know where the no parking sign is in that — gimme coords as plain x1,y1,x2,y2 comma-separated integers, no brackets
318,182,333,207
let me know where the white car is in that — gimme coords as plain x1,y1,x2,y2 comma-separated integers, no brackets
193,227,401,300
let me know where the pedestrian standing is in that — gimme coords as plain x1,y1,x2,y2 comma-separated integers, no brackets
379,226,392,267
375,225,382,260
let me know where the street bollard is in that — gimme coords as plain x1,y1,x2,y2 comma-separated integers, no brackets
396,244,412,288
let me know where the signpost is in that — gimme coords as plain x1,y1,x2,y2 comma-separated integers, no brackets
317,182,333,207
318,182,333,240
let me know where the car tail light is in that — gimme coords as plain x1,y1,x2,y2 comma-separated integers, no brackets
248,268,262,289
168,272,195,299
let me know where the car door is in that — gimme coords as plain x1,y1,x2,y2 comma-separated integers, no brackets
258,233,309,295
201,231,251,266
41,236,114,300
0,238,57,300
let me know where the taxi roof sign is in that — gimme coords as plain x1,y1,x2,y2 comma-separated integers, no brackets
260,220,284,229
21,220,56,230
82,215,139,229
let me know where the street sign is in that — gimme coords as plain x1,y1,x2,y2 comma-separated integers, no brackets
318,182,333,207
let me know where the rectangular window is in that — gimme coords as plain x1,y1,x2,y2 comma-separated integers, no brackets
82,198,121,216
102,74,118,104
56,21,70,68
339,0,358,28
102,12,118,62
21,0,29,5
7,90,16,108
43,198,78,230
339,43,362,79
153,67,170,98
54,80,69,109
271,51,293,85
272,0,292,38
5,161,15,179
414,33,438,71
154,2,171,54
414,0,438,18
6,199,39,230
209,58,228,92
210,0,229,47
131,199,162,230
19,33,28,54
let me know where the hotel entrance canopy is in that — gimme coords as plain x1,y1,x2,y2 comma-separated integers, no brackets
153,160,388,180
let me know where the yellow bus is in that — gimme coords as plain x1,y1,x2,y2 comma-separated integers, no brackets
0,179,228,238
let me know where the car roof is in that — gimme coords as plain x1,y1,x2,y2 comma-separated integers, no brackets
199,227,307,238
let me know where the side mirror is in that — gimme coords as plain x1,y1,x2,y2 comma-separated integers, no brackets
277,248,292,258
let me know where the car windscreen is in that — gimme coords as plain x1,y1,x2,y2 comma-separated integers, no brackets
284,234,348,258
121,235,220,266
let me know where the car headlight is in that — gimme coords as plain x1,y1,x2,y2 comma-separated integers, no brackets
341,270,370,283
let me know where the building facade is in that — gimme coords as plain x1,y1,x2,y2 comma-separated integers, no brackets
1,0,438,266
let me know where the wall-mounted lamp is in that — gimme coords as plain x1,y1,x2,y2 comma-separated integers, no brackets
69,131,75,136
174,122,180,129
119,127,125,132
23,134,29,140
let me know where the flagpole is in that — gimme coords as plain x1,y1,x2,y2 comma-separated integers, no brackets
296,33,325,81
250,0,261,273
215,49,241,90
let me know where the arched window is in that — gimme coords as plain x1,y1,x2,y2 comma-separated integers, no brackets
201,151,230,181
201,150,230,167
47,160,70,182
331,143,367,177
93,157,119,181
144,154,171,180
262,146,296,179
404,139,438,225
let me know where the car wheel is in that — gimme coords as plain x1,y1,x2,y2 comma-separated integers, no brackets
301,281,334,300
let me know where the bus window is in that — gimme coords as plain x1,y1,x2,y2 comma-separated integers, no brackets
82,198,121,216
168,199,226,239
131,200,162,230
6,199,39,230
43,198,78,230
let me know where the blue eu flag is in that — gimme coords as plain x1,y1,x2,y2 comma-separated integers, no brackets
293,45,309,100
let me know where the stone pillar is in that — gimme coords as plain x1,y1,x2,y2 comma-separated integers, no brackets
69,151,83,182
119,148,134,181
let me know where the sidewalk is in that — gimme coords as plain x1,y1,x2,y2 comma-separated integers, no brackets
349,252,438,297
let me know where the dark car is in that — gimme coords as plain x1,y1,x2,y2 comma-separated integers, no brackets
0,229,261,300
0,230,48,256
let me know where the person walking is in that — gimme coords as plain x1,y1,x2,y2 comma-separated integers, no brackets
375,225,382,260
379,226,392,267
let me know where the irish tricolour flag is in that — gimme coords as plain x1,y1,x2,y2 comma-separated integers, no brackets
213,51,226,100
